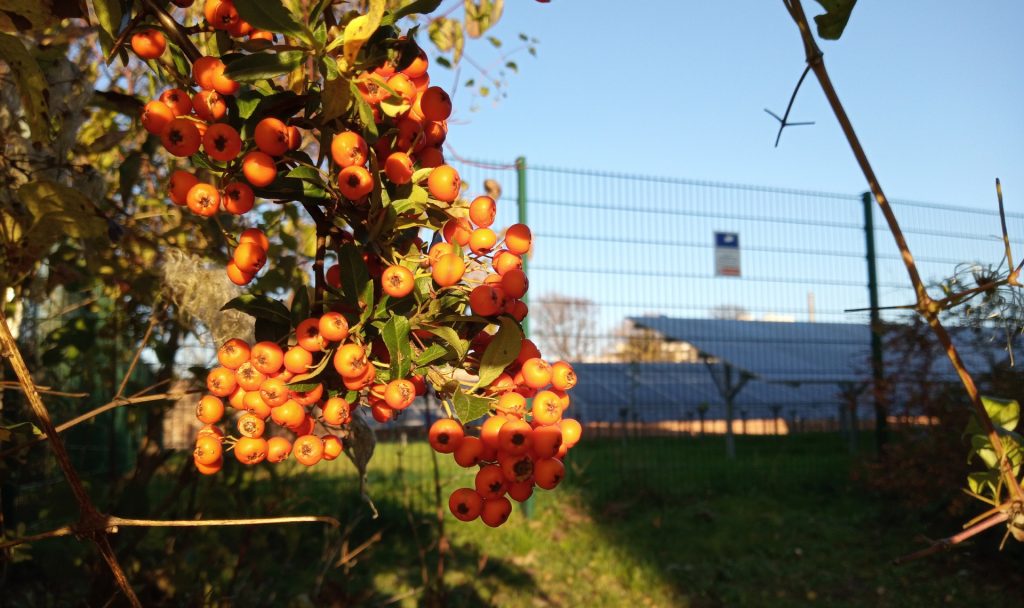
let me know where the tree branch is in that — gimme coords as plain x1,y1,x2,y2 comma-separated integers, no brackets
893,509,1010,565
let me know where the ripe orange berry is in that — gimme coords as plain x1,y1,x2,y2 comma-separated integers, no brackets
453,436,485,467
534,458,565,490
228,386,246,410
499,452,534,483
254,117,290,156
559,418,582,448
385,151,414,184
330,131,368,168
532,390,563,426
250,341,284,375
431,253,465,287
234,436,268,465
500,268,529,300
266,436,292,463
385,73,416,103
480,414,508,450
427,165,460,202
333,343,368,379
480,496,513,527
468,228,497,255
469,196,497,228
370,401,394,423
161,118,202,157
416,145,444,168
243,390,272,419
193,435,223,466
159,89,193,116
242,151,277,187
193,56,223,90
239,227,270,251
382,265,415,298
233,241,266,274
402,47,429,78
235,361,266,392
428,242,455,265
289,383,323,407
222,181,255,215
384,379,416,410
442,217,472,246
259,376,290,407
196,394,225,424
270,399,305,428
428,418,464,453
422,120,447,146
491,250,521,276
249,29,274,42
507,480,534,502
185,182,220,217
531,424,563,459
521,358,552,389
237,413,266,438
469,285,504,317
293,435,324,466
343,362,376,391
325,264,341,288
141,100,175,135
551,361,577,391
295,317,325,352
322,435,343,460
504,223,532,255
202,122,242,162
192,89,226,121
194,456,223,475
449,488,483,522
131,29,166,60
516,339,542,366
226,261,255,286
318,312,349,343
497,390,528,418
211,62,239,96
283,345,313,375
286,125,301,150
420,86,453,121
217,338,250,369
168,170,198,206
498,418,533,456
475,464,507,500
206,367,237,398
321,396,352,426
338,165,373,199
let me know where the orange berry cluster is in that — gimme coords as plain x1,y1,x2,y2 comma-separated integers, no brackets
193,312,370,473
432,358,582,527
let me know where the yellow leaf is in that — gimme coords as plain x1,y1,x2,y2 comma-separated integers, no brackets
17,180,107,239
342,0,385,67
0,0,57,33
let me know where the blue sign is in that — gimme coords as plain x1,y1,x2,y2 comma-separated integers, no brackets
714,232,740,277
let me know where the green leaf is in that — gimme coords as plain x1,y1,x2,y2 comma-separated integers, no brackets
320,76,351,122
429,17,464,64
421,325,468,360
343,0,386,66
287,346,335,387
474,315,522,388
224,50,306,83
452,388,493,424
337,242,371,310
382,315,412,378
0,32,49,141
88,0,122,56
17,180,106,239
233,0,306,39
464,0,503,39
222,293,292,326
414,343,448,366
813,0,857,40
387,0,444,24
967,471,999,498
353,90,379,140
966,396,1021,437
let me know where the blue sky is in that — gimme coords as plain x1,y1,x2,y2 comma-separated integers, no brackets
440,1,1024,210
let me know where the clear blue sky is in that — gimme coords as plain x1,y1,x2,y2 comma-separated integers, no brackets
439,1,1024,210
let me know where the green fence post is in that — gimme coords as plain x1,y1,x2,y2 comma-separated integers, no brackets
516,156,534,519
862,192,887,452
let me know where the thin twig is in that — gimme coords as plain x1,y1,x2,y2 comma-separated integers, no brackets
765,64,816,147
785,0,1024,504
0,381,88,398
996,178,1019,286
0,311,142,607
893,509,1009,565
114,307,162,400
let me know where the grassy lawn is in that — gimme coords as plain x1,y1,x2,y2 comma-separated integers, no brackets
5,432,1024,606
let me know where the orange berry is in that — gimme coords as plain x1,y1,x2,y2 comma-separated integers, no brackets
293,435,324,466
532,390,563,426
194,456,223,475
206,367,236,398
254,117,290,156
186,182,220,217
448,488,483,522
416,146,444,168
475,464,507,500
295,317,325,352
531,424,563,459
239,227,270,251
453,436,485,467
318,312,349,343
237,413,266,438
492,250,522,275
141,100,175,135
534,458,565,490
333,343,368,379
250,341,284,375
321,396,351,426
283,345,313,374
196,394,225,424
226,260,255,286
504,223,532,255
507,480,534,503
431,253,465,287
521,358,552,389
159,89,193,116
270,399,305,428
193,56,223,90
381,265,415,298
202,122,242,162
497,391,527,418
480,414,508,451
234,436,268,465
384,151,414,184
242,151,277,187
222,181,255,215
442,217,472,246
235,361,266,392
427,165,460,202
330,131,368,168
551,361,577,391
559,418,582,448
420,86,452,121
385,73,416,103
480,496,512,527
428,418,464,453
168,170,198,206
259,376,289,407
322,435,343,460
384,379,416,410
266,436,292,463
500,269,529,299
497,419,533,456
227,386,246,410
468,228,497,255
498,452,534,483
469,285,504,317
233,241,266,274
469,196,497,228
193,435,223,466
338,165,373,199
131,29,166,60
192,89,226,121
243,389,271,419
289,382,323,407
217,338,250,369
161,118,201,157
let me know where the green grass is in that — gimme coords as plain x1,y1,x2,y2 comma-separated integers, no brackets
5,433,1024,606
